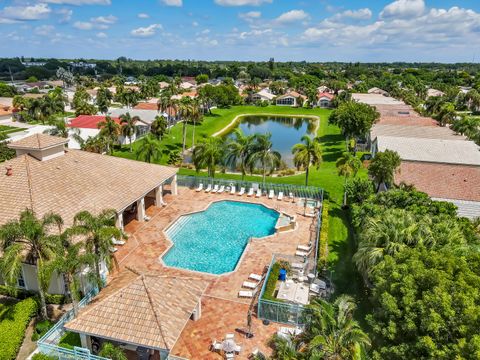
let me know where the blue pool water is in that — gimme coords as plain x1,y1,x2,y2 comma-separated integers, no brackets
162,201,279,274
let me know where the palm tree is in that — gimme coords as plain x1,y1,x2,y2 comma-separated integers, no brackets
157,91,178,131
119,112,140,152
292,135,322,186
0,209,63,319
136,134,160,163
192,137,224,178
99,342,128,360
44,119,69,138
437,102,456,126
336,152,362,205
98,116,120,154
96,87,113,114
225,129,256,180
270,335,301,360
150,115,168,140
190,98,203,147
303,295,370,359
71,209,123,289
179,96,194,154
248,133,281,185
368,150,401,192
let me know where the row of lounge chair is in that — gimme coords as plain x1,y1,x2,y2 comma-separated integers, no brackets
238,273,263,298
195,183,294,201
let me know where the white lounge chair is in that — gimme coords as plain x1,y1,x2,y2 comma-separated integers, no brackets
217,185,225,194
230,185,236,195
255,189,262,198
226,353,235,359
268,189,274,199
110,247,118,253
291,262,305,270
289,192,295,202
234,345,241,353
278,192,284,201
249,273,262,282
111,237,125,246
238,187,245,196
211,340,222,351
297,244,311,252
242,281,257,289
144,215,151,221
195,183,204,192
238,290,254,298
247,188,254,197
296,249,312,257
225,333,235,340
211,184,219,193
205,184,212,192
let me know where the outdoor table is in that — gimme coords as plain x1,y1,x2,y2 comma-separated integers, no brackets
293,283,309,305
222,339,237,353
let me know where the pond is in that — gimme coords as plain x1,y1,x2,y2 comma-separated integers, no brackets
228,115,317,167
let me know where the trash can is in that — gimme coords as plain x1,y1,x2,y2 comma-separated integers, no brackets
279,269,287,281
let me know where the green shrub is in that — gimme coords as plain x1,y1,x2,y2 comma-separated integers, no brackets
262,262,284,301
58,331,82,350
318,201,330,270
32,353,58,360
0,297,38,360
0,285,66,304
31,319,54,341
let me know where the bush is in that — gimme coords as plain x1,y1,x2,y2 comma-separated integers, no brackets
317,201,329,270
32,353,58,360
0,285,66,304
262,262,282,301
0,297,38,360
31,319,54,341
58,331,82,350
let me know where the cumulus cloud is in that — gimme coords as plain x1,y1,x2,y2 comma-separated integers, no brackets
131,23,162,37
57,8,73,23
215,0,272,6
332,8,372,21
73,21,93,30
42,0,111,5
91,15,117,24
239,11,261,21
96,32,108,38
73,15,116,30
380,0,425,19
274,9,308,24
138,13,149,19
1,3,51,21
34,24,55,36
161,0,182,6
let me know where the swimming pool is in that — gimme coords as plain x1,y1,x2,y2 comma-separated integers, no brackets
162,201,280,274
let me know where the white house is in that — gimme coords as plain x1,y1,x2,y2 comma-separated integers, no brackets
252,88,275,102
276,91,306,107
317,92,334,108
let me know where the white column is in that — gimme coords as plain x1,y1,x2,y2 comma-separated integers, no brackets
80,333,92,351
171,175,178,196
155,185,163,206
137,198,145,222
115,211,124,231
192,300,202,321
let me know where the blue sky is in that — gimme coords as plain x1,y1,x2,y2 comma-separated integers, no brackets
1,0,480,62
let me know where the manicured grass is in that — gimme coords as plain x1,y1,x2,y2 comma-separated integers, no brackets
58,331,82,350
0,125,22,136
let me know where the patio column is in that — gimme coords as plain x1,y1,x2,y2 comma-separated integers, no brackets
155,185,163,206
79,333,92,351
192,300,201,321
171,175,178,196
137,198,145,222
115,211,124,231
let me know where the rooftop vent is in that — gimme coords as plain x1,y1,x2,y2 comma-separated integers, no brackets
5,166,12,176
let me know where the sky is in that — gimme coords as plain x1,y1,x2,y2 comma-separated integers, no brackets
1,0,480,62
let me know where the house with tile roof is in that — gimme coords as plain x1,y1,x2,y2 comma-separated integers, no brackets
316,92,334,108
0,134,178,294
275,91,306,107
65,268,209,359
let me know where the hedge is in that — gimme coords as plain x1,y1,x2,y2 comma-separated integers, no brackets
317,200,330,270
262,262,281,301
32,353,58,360
0,297,38,360
0,285,66,304
31,320,54,341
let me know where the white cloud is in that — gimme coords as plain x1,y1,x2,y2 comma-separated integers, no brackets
333,8,372,21
215,0,272,7
34,24,55,36
91,15,117,24
1,3,51,21
274,9,308,24
138,13,149,19
73,21,93,30
96,32,108,38
192,21,199,27
42,0,111,5
239,11,261,21
380,0,425,19
130,23,162,37
161,0,182,7
57,8,73,23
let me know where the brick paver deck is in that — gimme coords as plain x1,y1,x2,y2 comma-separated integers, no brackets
114,186,316,360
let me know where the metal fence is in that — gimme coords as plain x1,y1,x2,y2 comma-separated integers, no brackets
37,288,109,360
177,175,324,200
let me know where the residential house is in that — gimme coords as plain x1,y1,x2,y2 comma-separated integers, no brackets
252,88,275,102
317,92,334,108
367,87,389,96
427,88,445,97
275,91,306,107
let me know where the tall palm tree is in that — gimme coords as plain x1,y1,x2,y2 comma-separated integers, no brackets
150,115,168,140
292,135,322,186
225,129,256,180
0,209,63,319
119,112,140,152
135,134,160,163
179,97,193,154
437,102,456,126
336,152,362,205
157,91,178,131
96,87,113,114
192,137,224,178
303,295,370,359
248,133,281,185
98,116,120,154
44,119,69,138
71,209,123,289
190,98,203,147
270,335,301,360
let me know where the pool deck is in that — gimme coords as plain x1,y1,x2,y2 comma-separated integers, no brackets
115,186,317,359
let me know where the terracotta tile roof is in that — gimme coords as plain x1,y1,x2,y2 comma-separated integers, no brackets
65,269,209,350
7,133,68,150
134,102,158,110
317,92,334,100
376,116,438,127
0,148,177,226
396,161,480,202
68,115,121,129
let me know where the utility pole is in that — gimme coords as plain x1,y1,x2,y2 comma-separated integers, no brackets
8,66,14,85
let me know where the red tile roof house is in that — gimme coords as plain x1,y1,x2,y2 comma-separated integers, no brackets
275,91,307,107
316,92,334,108
67,115,149,149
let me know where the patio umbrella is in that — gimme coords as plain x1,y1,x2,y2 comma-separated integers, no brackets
247,311,254,338
222,339,237,353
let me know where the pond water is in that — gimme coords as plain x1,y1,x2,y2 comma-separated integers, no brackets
229,115,317,167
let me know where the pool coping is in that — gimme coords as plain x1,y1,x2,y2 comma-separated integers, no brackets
158,198,296,277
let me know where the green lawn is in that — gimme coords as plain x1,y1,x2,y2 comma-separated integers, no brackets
0,125,23,136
